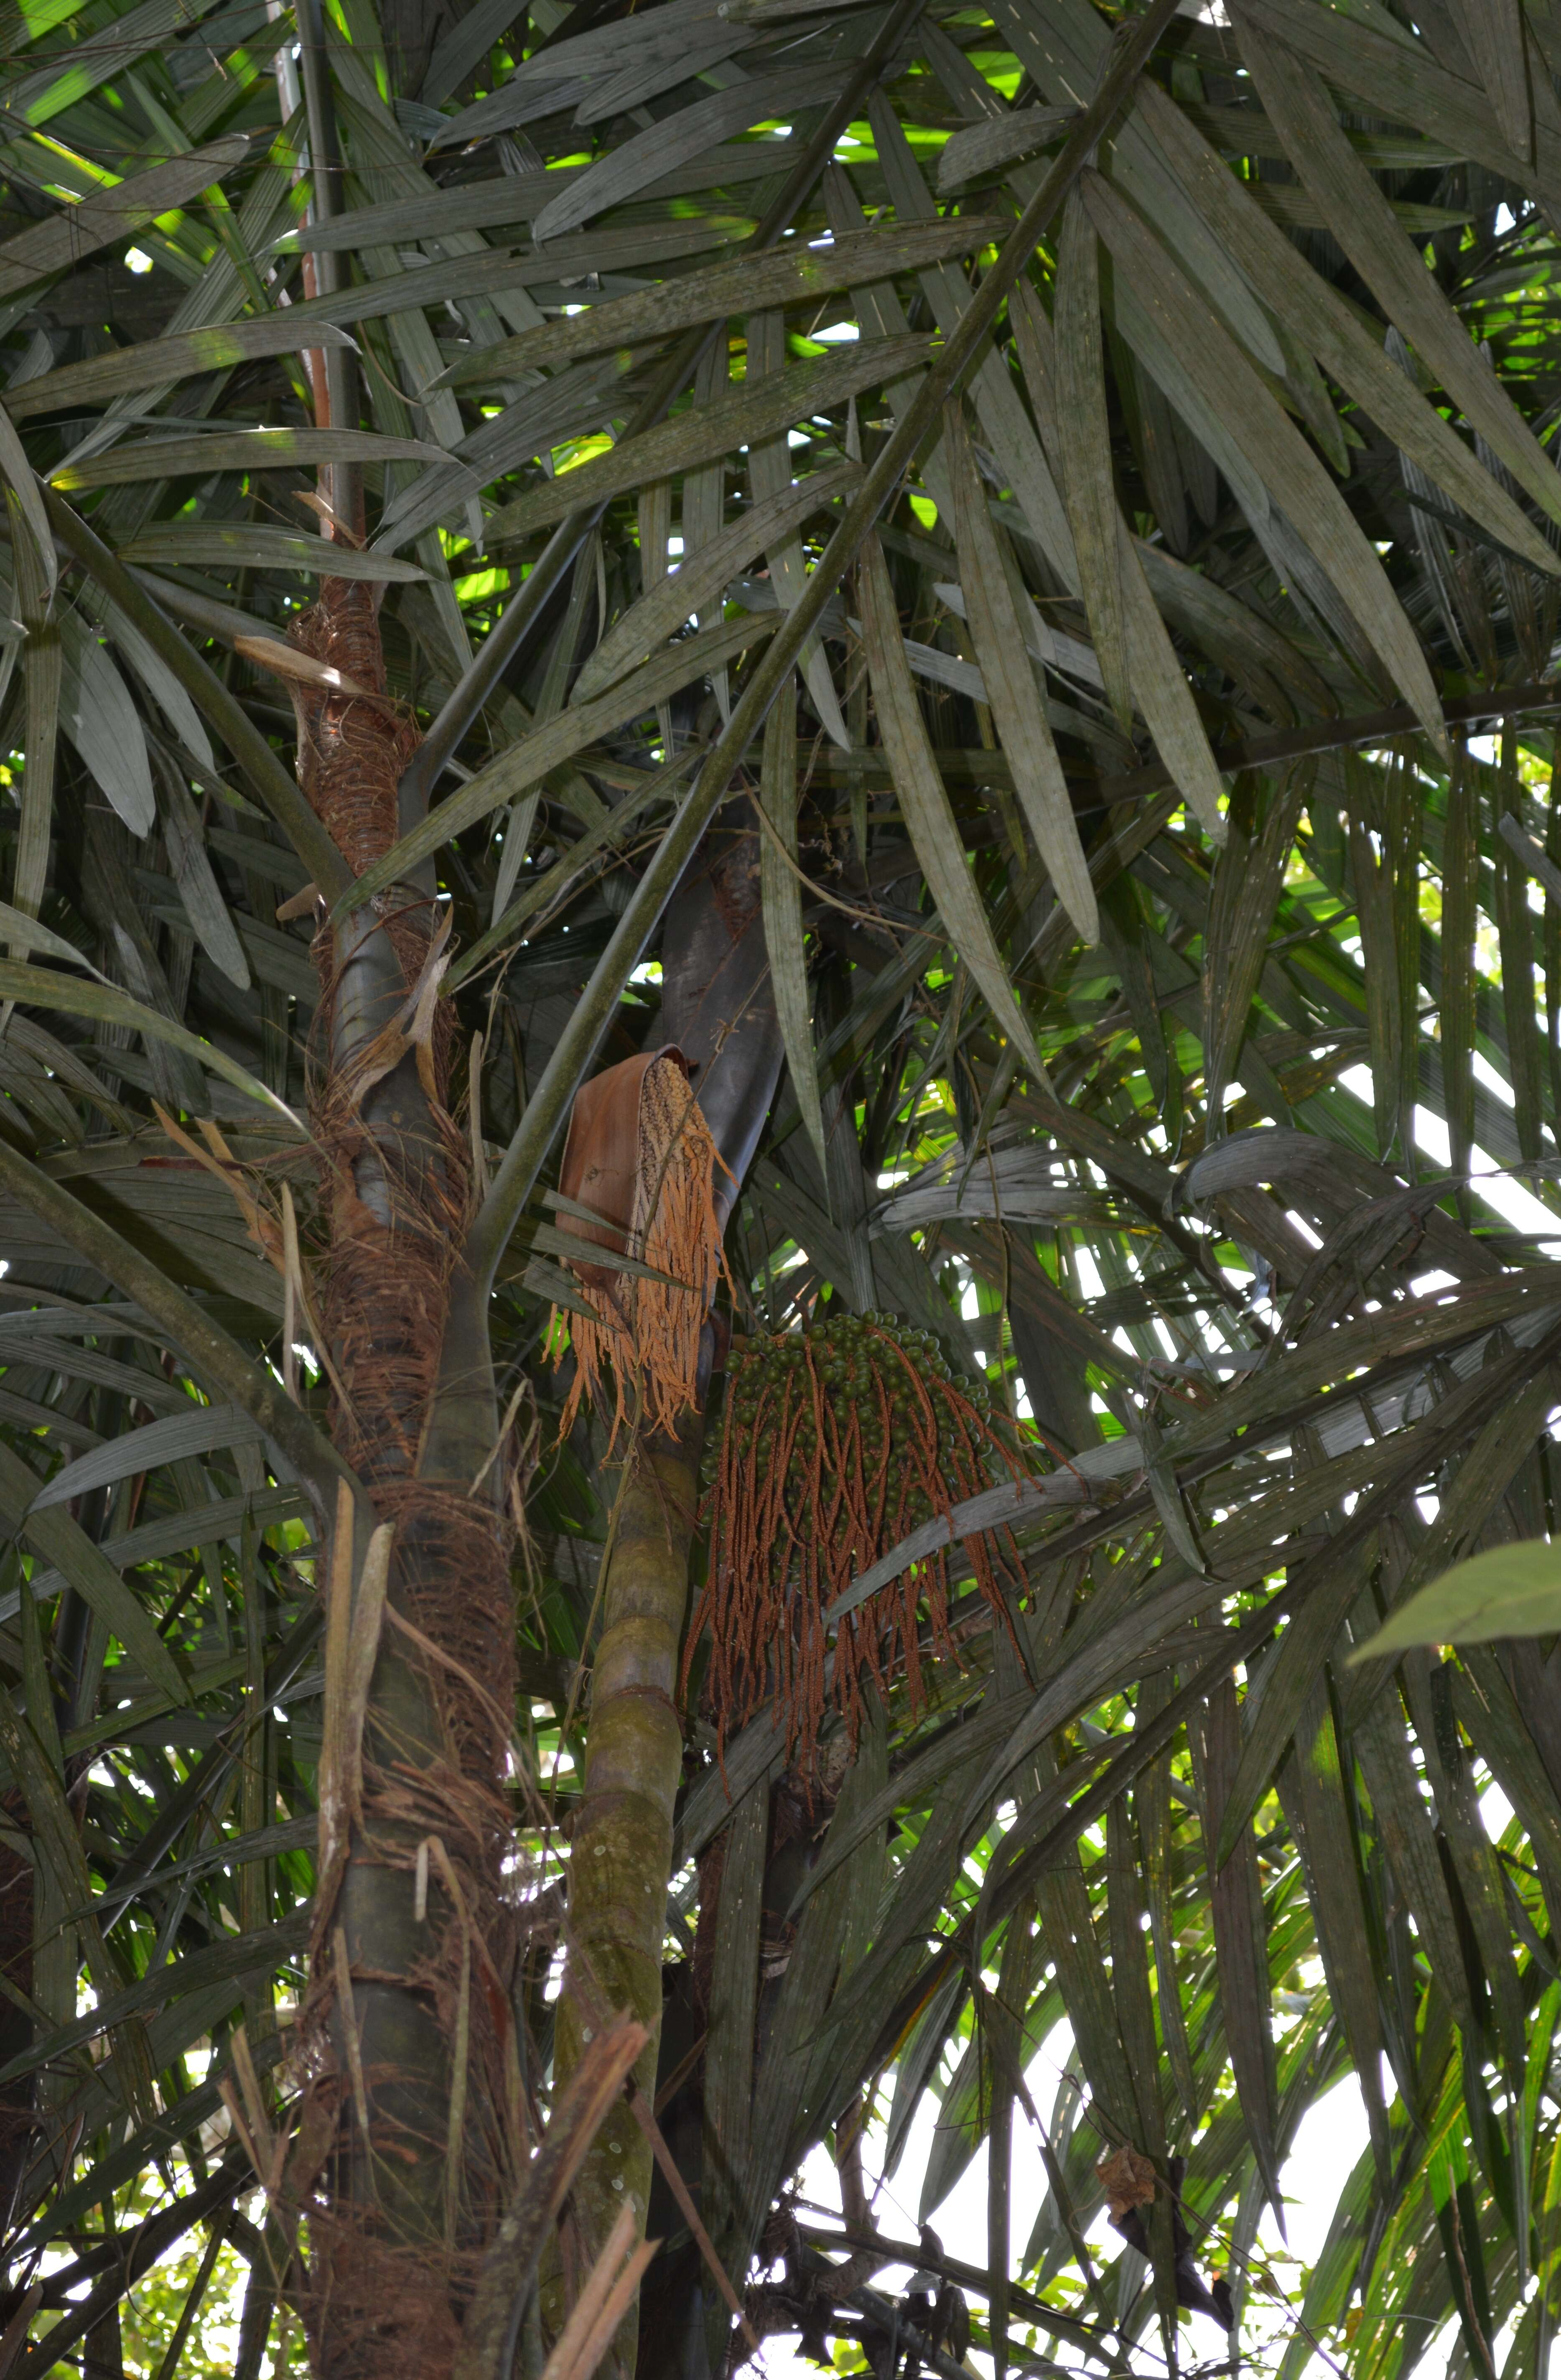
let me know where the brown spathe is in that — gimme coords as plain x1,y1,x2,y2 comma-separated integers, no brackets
551,1047,728,1445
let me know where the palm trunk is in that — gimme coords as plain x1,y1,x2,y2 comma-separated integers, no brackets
550,1416,708,2313
553,806,783,2367
284,570,510,2380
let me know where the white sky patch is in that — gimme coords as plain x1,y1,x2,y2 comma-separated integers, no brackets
1072,1245,1106,1300
1413,1098,1561,1236
1472,1049,1517,1109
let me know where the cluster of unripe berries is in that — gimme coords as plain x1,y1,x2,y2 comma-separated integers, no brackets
705,1312,995,1495
688,1309,1018,1751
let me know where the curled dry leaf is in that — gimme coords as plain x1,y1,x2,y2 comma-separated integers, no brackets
233,634,379,704
1097,2143,1157,2219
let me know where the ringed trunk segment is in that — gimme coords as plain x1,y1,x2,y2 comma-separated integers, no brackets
281,574,515,2380
553,812,785,2357
550,1416,708,2347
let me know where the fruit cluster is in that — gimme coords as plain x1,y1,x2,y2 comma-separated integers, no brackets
685,1310,1018,1760
716,1315,991,1496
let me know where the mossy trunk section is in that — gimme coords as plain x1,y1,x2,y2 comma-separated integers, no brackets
551,1417,705,2329
551,806,784,2367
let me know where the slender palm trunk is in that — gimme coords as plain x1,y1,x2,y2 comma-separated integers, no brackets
553,806,783,2368
551,1417,708,2304
284,569,510,2380
282,358,780,2367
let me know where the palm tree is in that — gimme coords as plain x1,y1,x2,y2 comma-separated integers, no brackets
1,0,1561,2373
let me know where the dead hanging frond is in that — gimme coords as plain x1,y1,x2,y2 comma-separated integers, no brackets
335,898,456,1115
683,1314,1026,1763
151,1103,285,1269
550,1047,728,1446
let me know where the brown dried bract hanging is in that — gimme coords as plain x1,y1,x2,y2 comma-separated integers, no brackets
684,1314,1026,1763
550,1046,728,1445
1098,2146,1157,2221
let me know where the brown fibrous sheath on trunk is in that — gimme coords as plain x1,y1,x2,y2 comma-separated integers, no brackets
281,573,520,2380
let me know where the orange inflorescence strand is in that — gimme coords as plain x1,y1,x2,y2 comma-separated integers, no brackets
685,1313,1027,1763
